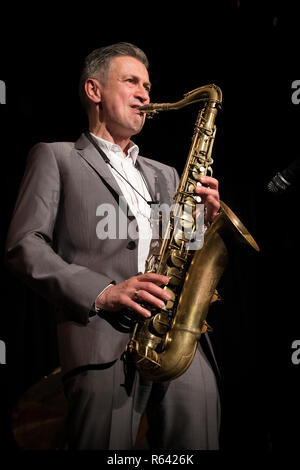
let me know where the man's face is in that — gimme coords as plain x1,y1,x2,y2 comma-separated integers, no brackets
99,55,151,139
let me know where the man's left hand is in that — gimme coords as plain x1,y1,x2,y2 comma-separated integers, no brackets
194,176,220,224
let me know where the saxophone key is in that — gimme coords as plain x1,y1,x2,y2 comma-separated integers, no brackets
191,165,205,181
188,182,196,193
165,266,181,287
163,286,175,310
180,207,194,227
174,229,193,246
170,250,185,268
151,312,170,336
184,196,196,208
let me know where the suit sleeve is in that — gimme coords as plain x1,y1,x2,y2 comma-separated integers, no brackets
5,143,113,325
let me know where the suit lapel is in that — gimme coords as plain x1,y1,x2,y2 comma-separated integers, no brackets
75,133,124,198
75,133,168,206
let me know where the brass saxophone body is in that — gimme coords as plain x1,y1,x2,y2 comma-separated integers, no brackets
127,85,259,382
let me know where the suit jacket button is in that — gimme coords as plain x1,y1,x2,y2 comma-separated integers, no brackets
127,240,136,250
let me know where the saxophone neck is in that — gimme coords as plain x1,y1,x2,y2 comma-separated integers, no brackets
140,84,222,115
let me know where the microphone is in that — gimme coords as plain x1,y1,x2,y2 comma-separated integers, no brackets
267,158,300,194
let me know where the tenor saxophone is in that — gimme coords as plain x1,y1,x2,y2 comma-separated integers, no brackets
126,85,259,381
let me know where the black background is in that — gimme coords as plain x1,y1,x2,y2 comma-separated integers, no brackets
1,1,300,456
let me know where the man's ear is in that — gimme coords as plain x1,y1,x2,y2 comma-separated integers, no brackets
84,78,102,105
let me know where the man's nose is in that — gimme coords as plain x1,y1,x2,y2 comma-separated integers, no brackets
135,85,150,103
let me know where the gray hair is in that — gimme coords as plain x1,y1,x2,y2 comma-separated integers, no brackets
79,42,149,111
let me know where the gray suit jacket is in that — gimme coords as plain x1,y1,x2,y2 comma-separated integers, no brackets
5,133,179,374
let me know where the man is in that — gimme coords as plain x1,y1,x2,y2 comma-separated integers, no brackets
5,42,221,450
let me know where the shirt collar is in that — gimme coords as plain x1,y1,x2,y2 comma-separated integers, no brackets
90,133,139,165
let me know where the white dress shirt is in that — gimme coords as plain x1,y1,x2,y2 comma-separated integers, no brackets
91,133,153,274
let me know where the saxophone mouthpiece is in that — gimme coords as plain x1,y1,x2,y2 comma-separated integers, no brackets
139,104,153,112
139,104,159,118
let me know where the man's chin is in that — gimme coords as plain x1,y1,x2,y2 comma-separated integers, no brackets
132,117,146,135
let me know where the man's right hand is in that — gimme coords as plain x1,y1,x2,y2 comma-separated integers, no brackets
95,273,171,318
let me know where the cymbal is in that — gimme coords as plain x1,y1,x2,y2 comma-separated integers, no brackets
11,367,67,450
